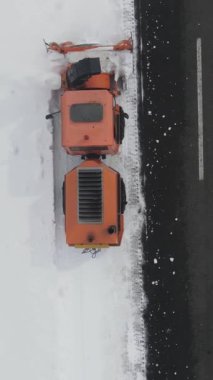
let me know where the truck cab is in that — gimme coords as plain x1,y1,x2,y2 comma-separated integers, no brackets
60,58,128,156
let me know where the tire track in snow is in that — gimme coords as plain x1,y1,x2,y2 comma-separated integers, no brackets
121,1,146,378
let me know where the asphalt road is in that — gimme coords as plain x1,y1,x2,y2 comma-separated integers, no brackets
181,0,213,378
135,0,213,379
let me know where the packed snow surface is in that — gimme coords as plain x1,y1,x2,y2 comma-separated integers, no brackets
0,0,146,379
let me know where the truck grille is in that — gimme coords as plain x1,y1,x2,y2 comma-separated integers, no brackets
78,169,102,223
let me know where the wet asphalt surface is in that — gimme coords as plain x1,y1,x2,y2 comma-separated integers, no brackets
134,0,213,379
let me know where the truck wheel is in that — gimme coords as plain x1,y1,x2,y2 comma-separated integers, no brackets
121,178,127,214
62,181,65,215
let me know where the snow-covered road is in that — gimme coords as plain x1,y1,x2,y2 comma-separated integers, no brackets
0,1,146,379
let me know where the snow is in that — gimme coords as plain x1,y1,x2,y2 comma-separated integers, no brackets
0,0,146,379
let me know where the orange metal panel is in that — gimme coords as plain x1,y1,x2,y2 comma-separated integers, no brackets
64,159,123,247
61,90,119,155
83,73,111,90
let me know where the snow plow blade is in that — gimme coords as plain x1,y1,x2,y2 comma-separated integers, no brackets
44,38,133,54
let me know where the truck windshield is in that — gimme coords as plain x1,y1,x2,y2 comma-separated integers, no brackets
70,103,103,122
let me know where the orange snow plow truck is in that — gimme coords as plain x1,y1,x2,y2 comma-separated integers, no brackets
45,40,132,250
